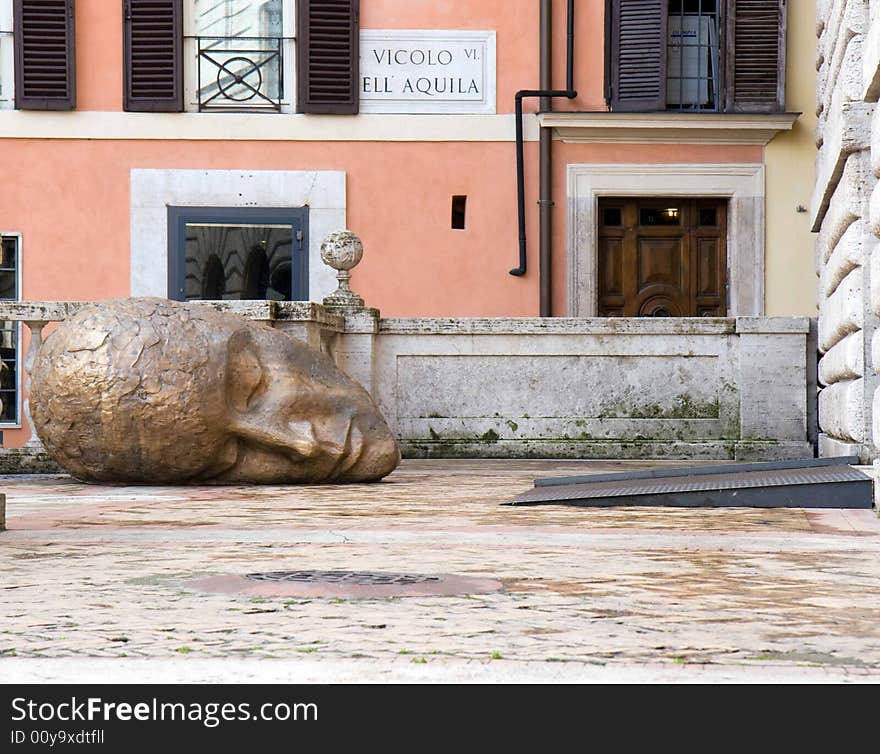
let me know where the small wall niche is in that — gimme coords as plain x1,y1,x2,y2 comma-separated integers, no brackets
451,195,467,230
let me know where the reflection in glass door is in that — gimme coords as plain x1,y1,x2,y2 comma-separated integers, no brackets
167,207,308,302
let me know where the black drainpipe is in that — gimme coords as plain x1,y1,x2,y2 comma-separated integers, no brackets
510,0,577,282
539,0,553,316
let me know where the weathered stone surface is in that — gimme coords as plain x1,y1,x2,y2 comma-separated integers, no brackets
0,446,61,475
863,0,880,99
30,298,400,484
816,1,867,144
814,1,880,461
846,33,868,109
821,220,870,298
374,317,811,461
818,267,864,351
819,377,868,442
811,100,873,227
4,460,880,679
816,151,871,246
871,381,880,445
733,317,812,334
0,301,88,322
817,0,830,38
818,431,865,457
0,300,346,327
819,330,865,385
397,438,813,462
870,324,880,371
0,301,814,467
380,317,739,335
819,0,867,93
320,230,366,309
738,333,808,442
274,302,345,329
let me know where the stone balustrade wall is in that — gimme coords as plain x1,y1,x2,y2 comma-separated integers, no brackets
0,300,815,469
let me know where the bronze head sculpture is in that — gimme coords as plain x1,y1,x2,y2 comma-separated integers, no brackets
30,298,400,484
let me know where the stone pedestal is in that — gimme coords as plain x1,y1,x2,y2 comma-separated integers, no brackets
319,230,381,397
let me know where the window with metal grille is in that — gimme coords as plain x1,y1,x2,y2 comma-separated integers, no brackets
607,0,786,114
667,0,720,112
0,234,20,426
128,1,359,114
167,0,295,112
190,0,286,112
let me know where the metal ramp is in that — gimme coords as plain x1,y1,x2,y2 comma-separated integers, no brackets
505,456,874,509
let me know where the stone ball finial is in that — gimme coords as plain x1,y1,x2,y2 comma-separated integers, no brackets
321,230,364,272
321,230,365,309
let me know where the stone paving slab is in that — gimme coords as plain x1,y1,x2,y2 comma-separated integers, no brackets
1,460,880,682
3,658,879,685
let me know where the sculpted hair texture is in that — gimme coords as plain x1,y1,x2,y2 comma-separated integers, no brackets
31,299,233,482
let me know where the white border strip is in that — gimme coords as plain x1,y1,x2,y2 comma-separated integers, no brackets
0,112,538,141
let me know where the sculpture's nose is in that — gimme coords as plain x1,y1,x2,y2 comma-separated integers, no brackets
335,414,400,482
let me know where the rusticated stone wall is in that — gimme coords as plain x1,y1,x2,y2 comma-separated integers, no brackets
813,0,880,460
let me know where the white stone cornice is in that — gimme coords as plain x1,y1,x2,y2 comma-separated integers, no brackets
538,111,800,145
0,111,540,142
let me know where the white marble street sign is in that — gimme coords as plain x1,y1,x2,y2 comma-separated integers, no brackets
359,30,496,114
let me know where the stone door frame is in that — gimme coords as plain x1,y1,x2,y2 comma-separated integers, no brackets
566,163,765,317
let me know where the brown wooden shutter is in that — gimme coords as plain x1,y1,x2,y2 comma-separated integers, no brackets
13,0,76,110
725,0,786,113
608,0,667,112
123,0,182,112
297,0,359,114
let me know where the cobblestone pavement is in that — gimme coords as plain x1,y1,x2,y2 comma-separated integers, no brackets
1,460,880,683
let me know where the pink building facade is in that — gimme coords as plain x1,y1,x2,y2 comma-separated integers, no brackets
0,1,817,447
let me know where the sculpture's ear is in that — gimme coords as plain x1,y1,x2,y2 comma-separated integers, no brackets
226,329,265,413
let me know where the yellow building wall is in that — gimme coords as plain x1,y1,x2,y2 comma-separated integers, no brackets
764,0,818,316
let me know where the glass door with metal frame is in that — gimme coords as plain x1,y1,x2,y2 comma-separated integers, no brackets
167,206,308,302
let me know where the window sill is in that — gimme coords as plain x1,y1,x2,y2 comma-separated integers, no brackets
537,111,800,146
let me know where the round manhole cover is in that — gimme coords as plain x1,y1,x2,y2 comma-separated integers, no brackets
246,570,442,586
185,569,502,598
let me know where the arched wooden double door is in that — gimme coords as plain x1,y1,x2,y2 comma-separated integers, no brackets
598,198,727,317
